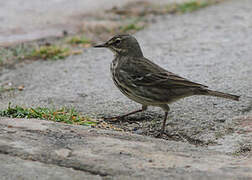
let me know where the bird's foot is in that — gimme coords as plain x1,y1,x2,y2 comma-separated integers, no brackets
103,116,124,123
155,126,166,138
103,109,144,123
155,131,164,138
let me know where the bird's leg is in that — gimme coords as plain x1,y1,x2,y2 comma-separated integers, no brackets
161,112,168,135
156,104,170,138
104,105,147,121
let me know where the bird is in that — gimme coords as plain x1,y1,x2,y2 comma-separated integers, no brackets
94,34,240,137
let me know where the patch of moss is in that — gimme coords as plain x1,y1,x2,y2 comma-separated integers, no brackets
29,45,71,60
120,21,145,33
166,0,211,13
0,57,3,65
0,44,34,64
177,1,208,13
0,104,96,126
0,86,15,93
67,35,91,45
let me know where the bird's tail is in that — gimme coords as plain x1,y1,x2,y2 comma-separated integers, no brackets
197,89,240,101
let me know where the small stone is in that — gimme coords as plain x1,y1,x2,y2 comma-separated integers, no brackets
55,148,71,158
18,85,25,91
134,129,143,134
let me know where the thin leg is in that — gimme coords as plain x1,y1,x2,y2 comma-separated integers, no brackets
156,104,170,138
104,105,147,121
161,112,168,135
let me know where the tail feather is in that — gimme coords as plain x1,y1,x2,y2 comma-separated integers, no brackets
197,89,240,101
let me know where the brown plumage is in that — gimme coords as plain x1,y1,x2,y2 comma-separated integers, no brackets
94,34,239,137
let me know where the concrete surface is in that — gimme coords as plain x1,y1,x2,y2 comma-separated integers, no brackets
0,118,251,180
0,0,252,179
0,0,189,46
0,154,101,180
0,0,131,45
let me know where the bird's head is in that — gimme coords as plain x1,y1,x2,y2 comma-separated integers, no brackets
94,34,143,57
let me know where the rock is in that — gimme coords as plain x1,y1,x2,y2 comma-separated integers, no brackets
0,118,251,179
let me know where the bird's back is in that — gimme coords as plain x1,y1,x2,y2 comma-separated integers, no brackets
110,55,208,104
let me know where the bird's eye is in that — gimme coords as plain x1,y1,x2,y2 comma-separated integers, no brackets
114,39,121,45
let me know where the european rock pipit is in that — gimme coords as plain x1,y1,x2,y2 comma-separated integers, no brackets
94,34,239,137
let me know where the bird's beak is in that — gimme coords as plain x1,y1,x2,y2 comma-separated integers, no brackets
93,43,107,48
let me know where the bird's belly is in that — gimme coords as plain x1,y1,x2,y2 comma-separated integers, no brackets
110,64,152,105
112,79,193,105
110,75,167,105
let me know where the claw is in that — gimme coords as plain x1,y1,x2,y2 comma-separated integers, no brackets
155,131,164,138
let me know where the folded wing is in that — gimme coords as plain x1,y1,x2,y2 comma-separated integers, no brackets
120,57,208,89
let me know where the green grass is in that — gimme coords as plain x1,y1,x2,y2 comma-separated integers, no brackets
120,21,145,33
0,86,15,93
28,45,71,60
0,44,34,64
0,44,71,63
177,1,208,13
67,35,91,45
166,0,210,13
0,104,96,126
0,43,83,65
0,50,5,65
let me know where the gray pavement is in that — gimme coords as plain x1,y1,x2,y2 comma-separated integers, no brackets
0,0,188,46
0,0,132,45
0,118,251,180
0,0,252,179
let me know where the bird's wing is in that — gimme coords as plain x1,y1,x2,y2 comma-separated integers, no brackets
120,57,208,89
